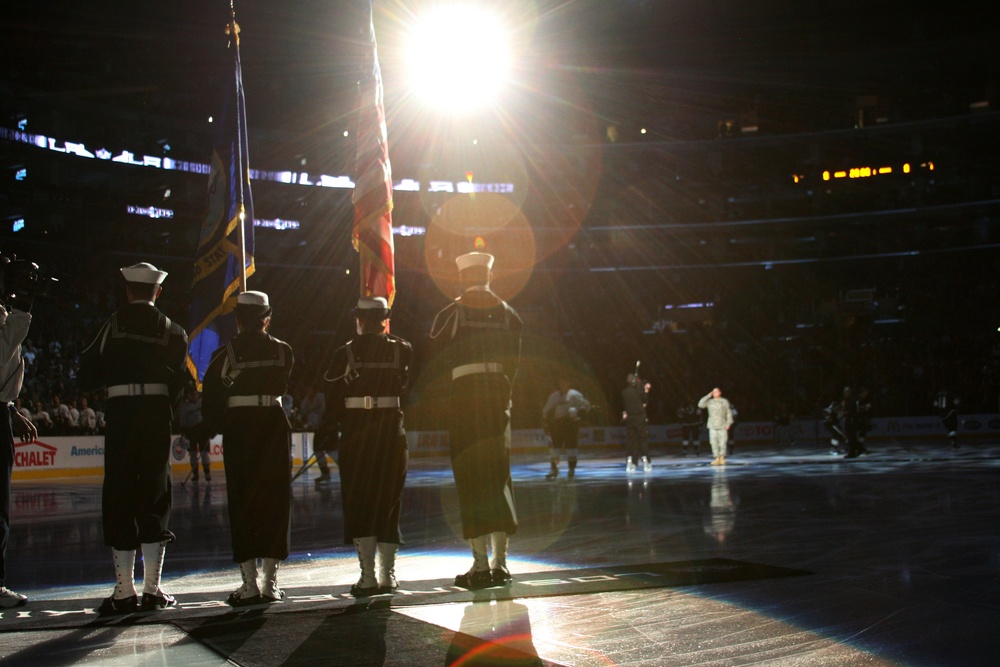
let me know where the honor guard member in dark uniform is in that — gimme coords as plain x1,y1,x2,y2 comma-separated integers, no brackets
78,262,190,614
202,291,294,606
622,374,652,472
0,255,39,608
322,296,412,596
430,252,522,589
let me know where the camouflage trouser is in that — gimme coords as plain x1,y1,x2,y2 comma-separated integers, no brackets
709,428,728,458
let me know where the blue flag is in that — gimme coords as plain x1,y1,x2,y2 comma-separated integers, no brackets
187,19,255,385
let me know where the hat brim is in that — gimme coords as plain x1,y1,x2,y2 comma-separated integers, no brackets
353,306,391,318
235,303,272,318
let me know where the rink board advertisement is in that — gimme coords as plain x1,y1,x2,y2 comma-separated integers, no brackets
11,415,999,479
11,433,309,480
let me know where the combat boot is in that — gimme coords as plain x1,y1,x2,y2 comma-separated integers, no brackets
377,542,398,593
261,558,284,602
351,537,380,596
227,559,261,606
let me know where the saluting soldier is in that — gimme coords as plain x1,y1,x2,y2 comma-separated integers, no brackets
79,262,190,614
429,252,522,589
322,296,412,597
698,387,735,466
202,291,294,606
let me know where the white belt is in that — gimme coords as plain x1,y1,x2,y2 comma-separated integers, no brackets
107,383,169,398
345,396,400,409
452,363,504,380
227,395,283,408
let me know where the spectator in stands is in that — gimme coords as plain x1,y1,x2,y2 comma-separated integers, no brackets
21,342,36,368
13,399,31,423
78,397,97,435
67,399,80,433
50,394,71,435
30,400,53,435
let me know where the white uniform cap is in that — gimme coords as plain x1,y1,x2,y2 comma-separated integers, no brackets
356,296,389,311
120,262,167,285
455,252,494,272
236,291,270,308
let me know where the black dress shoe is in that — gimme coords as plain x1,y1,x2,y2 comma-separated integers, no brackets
454,569,494,590
491,567,513,586
140,591,177,611
97,594,138,615
350,583,381,597
261,586,285,603
226,590,262,607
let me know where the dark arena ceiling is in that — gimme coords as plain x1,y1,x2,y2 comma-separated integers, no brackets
2,0,998,272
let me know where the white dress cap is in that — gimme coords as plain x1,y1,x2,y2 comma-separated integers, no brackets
455,252,495,272
356,296,389,311
236,291,270,308
120,262,167,285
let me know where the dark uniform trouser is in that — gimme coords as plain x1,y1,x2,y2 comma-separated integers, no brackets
1,409,13,586
625,419,649,463
450,375,518,540
224,412,291,563
550,417,579,470
339,427,408,544
102,400,174,550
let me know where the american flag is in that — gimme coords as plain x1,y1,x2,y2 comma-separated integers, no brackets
352,0,395,306
187,16,255,385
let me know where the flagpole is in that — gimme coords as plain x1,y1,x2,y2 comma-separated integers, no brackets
238,210,247,290
353,0,395,310
230,0,247,291
186,0,256,386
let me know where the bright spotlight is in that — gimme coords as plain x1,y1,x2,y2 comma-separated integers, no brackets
405,4,511,113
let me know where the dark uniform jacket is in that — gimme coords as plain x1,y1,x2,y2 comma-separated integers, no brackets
430,287,522,539
622,384,648,425
323,332,412,544
202,328,293,563
78,301,190,549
